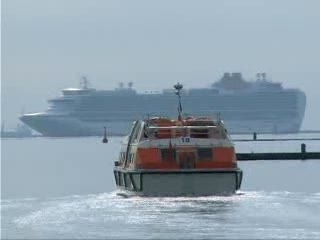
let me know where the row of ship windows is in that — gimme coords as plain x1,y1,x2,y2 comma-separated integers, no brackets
73,108,299,114
77,113,299,122
52,92,299,104
54,107,299,118
74,101,298,111
74,96,299,109
79,94,298,102
118,148,213,163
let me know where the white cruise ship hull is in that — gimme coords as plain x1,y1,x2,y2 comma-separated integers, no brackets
20,79,307,137
20,113,304,136
20,114,131,136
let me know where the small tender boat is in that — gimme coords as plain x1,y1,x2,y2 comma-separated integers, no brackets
113,83,243,196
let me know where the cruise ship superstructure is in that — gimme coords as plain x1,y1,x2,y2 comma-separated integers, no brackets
20,73,306,137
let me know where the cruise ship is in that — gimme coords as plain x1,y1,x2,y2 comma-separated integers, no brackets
20,73,306,137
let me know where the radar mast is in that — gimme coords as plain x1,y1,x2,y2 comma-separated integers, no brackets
80,76,89,89
174,82,183,121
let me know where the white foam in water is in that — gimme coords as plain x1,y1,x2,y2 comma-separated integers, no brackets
3,191,317,239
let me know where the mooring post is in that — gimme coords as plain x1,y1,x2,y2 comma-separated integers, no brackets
301,143,306,153
253,132,257,141
301,143,306,160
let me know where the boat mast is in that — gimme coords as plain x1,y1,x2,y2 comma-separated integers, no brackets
80,76,89,89
174,82,183,121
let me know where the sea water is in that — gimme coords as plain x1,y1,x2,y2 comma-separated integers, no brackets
1,135,320,239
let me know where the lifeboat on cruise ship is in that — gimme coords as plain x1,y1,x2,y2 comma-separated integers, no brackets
113,83,243,196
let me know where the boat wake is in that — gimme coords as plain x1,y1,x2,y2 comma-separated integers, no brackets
3,190,320,239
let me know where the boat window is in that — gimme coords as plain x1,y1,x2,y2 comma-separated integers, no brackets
197,148,213,160
119,152,125,163
128,121,138,138
130,153,135,163
114,171,119,186
161,149,176,162
143,126,148,138
210,129,222,138
156,129,172,139
131,121,142,143
190,128,209,138
174,127,187,138
119,172,124,186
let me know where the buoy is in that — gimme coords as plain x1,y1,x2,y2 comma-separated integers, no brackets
102,126,108,143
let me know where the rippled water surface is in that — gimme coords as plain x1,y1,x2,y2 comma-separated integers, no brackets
2,135,320,239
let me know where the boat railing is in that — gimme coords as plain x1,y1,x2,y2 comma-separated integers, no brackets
147,126,217,130
144,125,226,140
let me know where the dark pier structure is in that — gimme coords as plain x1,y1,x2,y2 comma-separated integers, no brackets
233,132,320,142
235,133,320,161
237,152,320,161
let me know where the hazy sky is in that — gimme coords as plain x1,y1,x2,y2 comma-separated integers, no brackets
2,0,320,129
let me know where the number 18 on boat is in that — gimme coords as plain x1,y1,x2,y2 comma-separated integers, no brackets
112,83,243,196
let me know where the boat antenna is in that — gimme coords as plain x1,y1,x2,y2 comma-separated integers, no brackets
81,76,89,89
174,82,183,121
217,112,221,122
